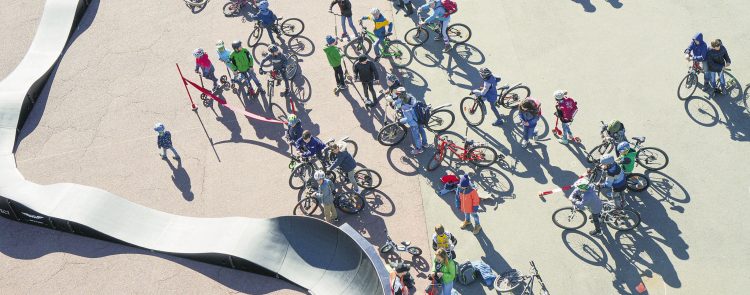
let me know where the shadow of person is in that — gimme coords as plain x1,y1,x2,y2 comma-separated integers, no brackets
711,91,750,141
216,100,243,143
606,0,624,8
683,96,720,127
475,230,512,283
571,0,597,12
166,158,194,201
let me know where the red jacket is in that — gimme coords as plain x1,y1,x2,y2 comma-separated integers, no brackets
459,188,480,214
555,97,577,122
195,54,213,70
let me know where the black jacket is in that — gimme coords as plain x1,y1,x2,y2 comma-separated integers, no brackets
354,61,379,82
706,45,731,72
329,0,353,17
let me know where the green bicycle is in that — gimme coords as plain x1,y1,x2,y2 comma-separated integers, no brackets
343,19,413,68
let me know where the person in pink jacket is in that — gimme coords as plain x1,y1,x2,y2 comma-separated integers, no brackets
457,174,482,234
193,48,219,92
554,90,578,144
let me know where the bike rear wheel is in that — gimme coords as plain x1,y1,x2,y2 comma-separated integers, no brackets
404,27,429,46
407,246,422,256
495,270,523,292
285,54,299,79
385,40,413,68
379,243,394,253
605,208,641,231
426,109,455,132
468,146,497,167
586,142,613,163
460,97,486,126
377,123,407,146
247,27,263,47
222,2,239,16
500,86,531,109
426,150,444,171
552,207,587,230
289,162,315,189
355,169,382,189
280,18,305,36
447,23,471,44
343,37,373,60
626,173,650,192
677,73,698,100
293,197,320,216
636,147,669,171
335,192,365,214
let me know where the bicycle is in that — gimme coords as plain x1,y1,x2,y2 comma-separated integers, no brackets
587,162,650,194
552,198,641,232
321,139,382,190
293,181,366,216
460,82,531,126
184,0,207,8
258,51,300,105
377,102,454,146
586,123,669,171
495,261,550,295
243,16,305,47
222,0,256,17
403,16,472,47
343,20,413,68
379,229,423,256
677,61,740,100
288,136,358,189
427,132,501,171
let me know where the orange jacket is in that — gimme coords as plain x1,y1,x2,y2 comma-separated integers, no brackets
390,271,410,295
459,188,480,214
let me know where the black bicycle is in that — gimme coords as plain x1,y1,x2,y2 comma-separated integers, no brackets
377,102,454,146
244,16,305,47
460,82,531,126
586,131,669,171
403,17,471,47
293,180,366,215
552,200,641,232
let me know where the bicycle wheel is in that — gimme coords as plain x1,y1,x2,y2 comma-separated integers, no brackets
407,246,422,256
285,54,298,79
426,109,455,132
586,142,613,163
605,208,641,231
677,73,698,100
636,147,669,171
341,139,358,158
552,207,587,230
500,85,531,109
379,243,394,253
293,197,319,216
626,173,650,192
289,163,314,189
185,0,207,7
247,26,263,47
280,18,305,36
355,169,382,189
744,84,750,113
447,23,471,44
460,97,486,126
404,27,429,46
222,2,239,16
385,40,413,68
343,37,372,60
377,123,407,146
495,270,523,292
426,151,444,171
335,192,365,214
468,145,497,167
270,103,287,121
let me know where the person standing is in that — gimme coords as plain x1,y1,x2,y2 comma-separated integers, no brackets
354,55,380,105
457,174,481,234
706,39,732,94
431,224,458,259
568,178,603,236
431,249,456,295
390,263,415,295
519,97,541,148
313,170,338,222
395,88,428,155
154,123,180,160
327,142,360,193
361,8,393,61
324,35,346,91
215,40,234,81
228,40,264,95
553,90,578,144
193,48,219,92
328,0,358,39
684,33,709,89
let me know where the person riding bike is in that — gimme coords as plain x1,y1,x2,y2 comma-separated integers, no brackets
294,130,328,166
361,8,393,61
554,90,578,144
313,170,338,222
249,0,282,44
432,224,458,259
193,48,219,92
601,119,627,149
328,0,358,39
326,142,360,193
568,178,603,236
396,88,427,155
285,114,303,145
471,67,503,126
418,0,452,52
260,45,291,97
616,142,637,174
684,33,709,89
228,40,264,95
600,154,627,209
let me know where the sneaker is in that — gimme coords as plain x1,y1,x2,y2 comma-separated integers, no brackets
521,140,528,148
364,98,374,106
589,230,603,237
558,138,569,145
472,224,482,235
532,131,539,142
341,33,349,39
161,155,167,160
410,149,423,155
492,119,504,126
459,220,471,229
433,36,443,41
422,143,432,149
443,44,452,52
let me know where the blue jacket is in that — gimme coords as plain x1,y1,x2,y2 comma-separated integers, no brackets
399,103,419,128
157,131,173,149
472,76,499,103
287,123,303,143
295,137,327,157
362,14,393,39
685,33,708,61
604,164,627,189
420,3,450,23
261,53,289,71
519,111,540,126
706,45,731,73
253,9,277,26
329,150,356,172
217,48,232,68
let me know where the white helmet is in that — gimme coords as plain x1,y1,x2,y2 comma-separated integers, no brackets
600,154,616,165
314,170,326,180
370,8,380,15
554,90,567,101
193,48,205,58
573,178,590,190
216,40,225,49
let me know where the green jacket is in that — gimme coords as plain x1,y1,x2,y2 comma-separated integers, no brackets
323,45,342,68
434,259,456,284
619,148,637,173
229,48,254,72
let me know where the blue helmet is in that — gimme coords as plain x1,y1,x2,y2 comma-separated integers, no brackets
153,123,165,132
617,142,631,153
325,35,336,45
257,0,269,11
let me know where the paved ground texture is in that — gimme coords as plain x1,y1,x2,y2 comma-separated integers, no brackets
3,0,750,294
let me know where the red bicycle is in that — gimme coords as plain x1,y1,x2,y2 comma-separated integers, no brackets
427,135,501,171
223,0,257,17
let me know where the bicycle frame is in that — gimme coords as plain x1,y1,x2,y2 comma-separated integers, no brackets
355,21,395,57
435,137,477,162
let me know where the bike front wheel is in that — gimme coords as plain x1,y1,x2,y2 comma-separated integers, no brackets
343,37,373,60
460,97,486,126
677,73,698,100
586,142,613,163
289,162,315,189
626,173,650,192
222,2,239,16
379,243,394,253
335,192,366,214
552,207,587,230
495,270,523,292
468,146,497,167
636,147,669,171
500,85,531,109
385,40,413,68
355,169,382,189
293,197,320,216
426,150,444,171
426,109,455,132
377,123,407,146
407,246,422,256
447,23,471,44
404,27,429,46
280,18,305,36
605,208,641,231
285,54,299,79
247,26,263,47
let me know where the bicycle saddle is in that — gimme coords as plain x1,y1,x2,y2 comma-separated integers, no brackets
498,85,510,90
464,140,475,147
401,241,411,246
631,136,645,143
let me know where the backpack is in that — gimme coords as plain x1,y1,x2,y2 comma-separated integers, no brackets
413,101,432,125
442,0,458,17
457,261,477,285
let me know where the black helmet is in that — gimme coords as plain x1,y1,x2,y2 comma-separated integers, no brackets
358,54,368,62
231,40,242,49
479,67,492,80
